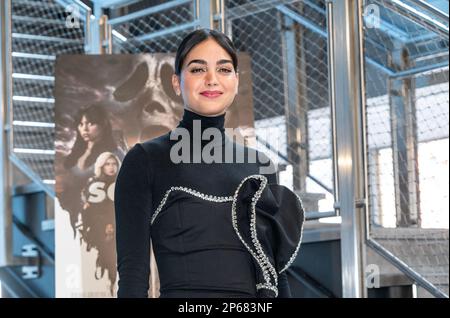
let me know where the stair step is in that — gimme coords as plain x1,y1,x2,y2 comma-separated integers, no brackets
12,103,54,123
13,183,44,196
12,37,84,55
13,55,55,77
13,78,54,98
13,153,55,181
41,219,55,232
12,33,83,44
12,52,56,60
370,227,449,297
12,17,84,41
12,0,67,10
13,128,55,148
11,0,70,22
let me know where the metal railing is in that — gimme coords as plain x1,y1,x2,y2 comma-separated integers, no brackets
363,0,449,297
8,0,90,196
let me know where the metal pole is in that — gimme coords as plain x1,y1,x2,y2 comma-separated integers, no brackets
84,7,92,53
388,44,420,227
281,14,306,193
89,2,103,54
197,0,213,29
327,0,340,212
327,0,368,298
99,15,112,54
0,0,13,268
213,0,225,32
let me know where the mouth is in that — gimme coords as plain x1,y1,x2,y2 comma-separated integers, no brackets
200,91,223,98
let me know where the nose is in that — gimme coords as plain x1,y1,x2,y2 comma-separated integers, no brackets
205,69,218,87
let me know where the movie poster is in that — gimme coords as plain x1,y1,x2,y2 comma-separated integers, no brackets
54,53,255,297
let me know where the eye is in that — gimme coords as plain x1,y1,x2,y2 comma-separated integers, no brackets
190,67,205,73
218,67,232,73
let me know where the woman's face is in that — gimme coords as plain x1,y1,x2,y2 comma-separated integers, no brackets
78,115,101,142
102,157,118,176
172,38,239,116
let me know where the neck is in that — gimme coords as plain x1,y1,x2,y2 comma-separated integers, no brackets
177,108,226,134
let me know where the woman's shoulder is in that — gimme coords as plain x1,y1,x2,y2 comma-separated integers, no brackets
139,131,172,154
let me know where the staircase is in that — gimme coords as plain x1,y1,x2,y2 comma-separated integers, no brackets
0,0,86,297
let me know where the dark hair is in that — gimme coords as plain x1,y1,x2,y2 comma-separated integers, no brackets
64,104,117,170
174,29,238,76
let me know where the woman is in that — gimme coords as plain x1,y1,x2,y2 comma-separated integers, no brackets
64,104,123,171
60,104,125,238
81,152,121,296
115,29,304,298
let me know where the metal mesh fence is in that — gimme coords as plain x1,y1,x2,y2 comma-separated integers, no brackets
225,0,334,213
363,0,449,296
11,0,87,184
109,1,197,54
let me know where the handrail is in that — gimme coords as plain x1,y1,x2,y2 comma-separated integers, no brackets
9,154,55,198
12,215,55,265
408,0,449,24
255,135,334,195
108,0,192,25
380,0,449,39
367,238,448,298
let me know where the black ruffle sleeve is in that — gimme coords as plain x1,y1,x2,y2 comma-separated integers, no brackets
232,175,305,298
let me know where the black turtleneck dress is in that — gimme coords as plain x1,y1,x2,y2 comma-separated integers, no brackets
115,109,304,298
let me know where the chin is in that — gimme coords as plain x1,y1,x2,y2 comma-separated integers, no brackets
191,105,228,116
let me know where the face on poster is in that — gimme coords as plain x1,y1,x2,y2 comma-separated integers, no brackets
54,53,255,297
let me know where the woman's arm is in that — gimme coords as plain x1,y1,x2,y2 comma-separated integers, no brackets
114,144,153,298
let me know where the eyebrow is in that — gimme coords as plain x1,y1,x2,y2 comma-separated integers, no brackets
186,59,233,67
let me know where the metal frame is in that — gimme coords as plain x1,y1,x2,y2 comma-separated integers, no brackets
276,4,396,81
281,13,308,193
327,0,368,298
108,0,200,44
55,0,92,52
378,0,449,39
212,0,225,32
108,0,192,26
408,0,449,23
388,44,421,227
196,0,212,29
1,0,13,268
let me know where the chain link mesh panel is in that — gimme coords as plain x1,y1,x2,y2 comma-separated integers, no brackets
11,0,86,183
225,0,334,213
109,0,197,54
363,0,449,297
